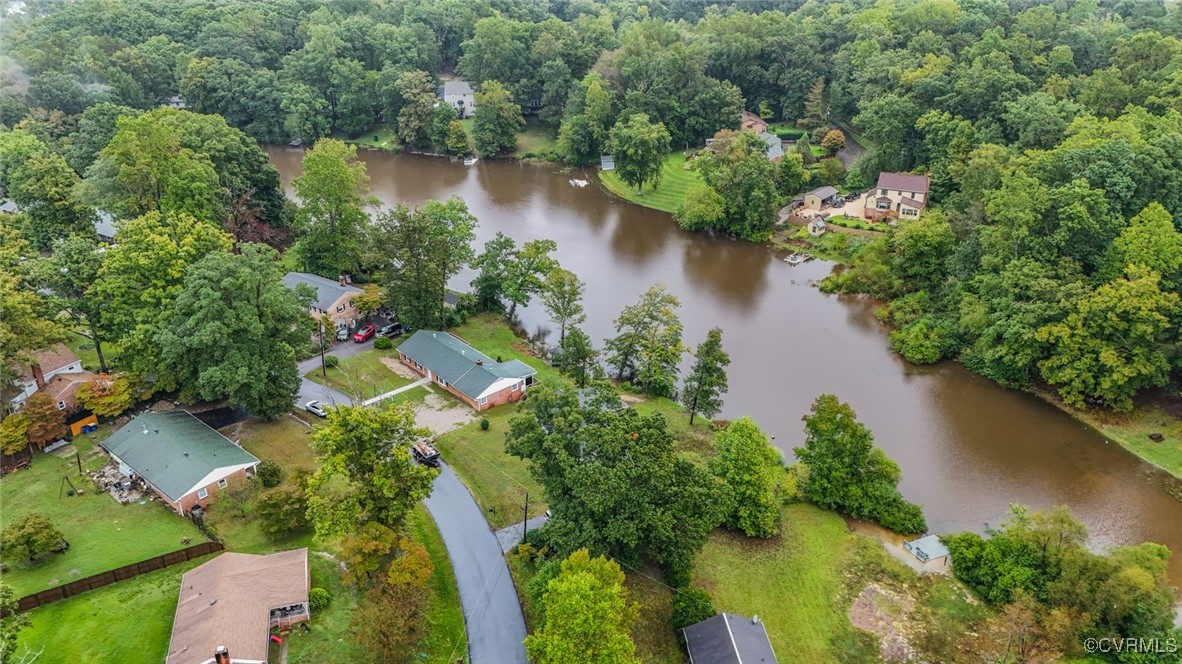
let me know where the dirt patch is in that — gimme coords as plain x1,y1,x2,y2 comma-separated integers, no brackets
619,393,644,406
379,356,420,380
413,391,474,435
848,583,918,662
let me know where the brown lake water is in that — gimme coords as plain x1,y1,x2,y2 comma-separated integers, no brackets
267,147,1182,590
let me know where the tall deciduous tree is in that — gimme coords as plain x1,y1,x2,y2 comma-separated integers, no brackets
158,244,308,418
776,152,808,198
0,583,29,664
0,130,95,250
470,232,517,311
556,326,598,388
19,394,66,450
540,268,586,343
608,113,672,194
557,73,613,165
0,224,61,409
393,69,437,148
795,394,927,534
37,237,111,372
525,549,641,664
94,211,232,387
373,198,477,330
76,374,136,418
604,284,685,397
694,130,779,241
503,239,558,317
709,417,781,538
681,328,729,424
293,139,375,277
507,383,722,585
307,405,436,539
472,80,524,157
1037,265,1180,412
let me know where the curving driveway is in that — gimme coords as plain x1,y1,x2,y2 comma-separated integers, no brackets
294,339,528,663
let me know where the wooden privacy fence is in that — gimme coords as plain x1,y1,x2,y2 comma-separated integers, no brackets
15,540,223,612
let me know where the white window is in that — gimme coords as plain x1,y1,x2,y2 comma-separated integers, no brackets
336,304,345,313
197,487,209,500
511,382,520,392
879,188,887,195
478,397,488,406
57,401,66,410
218,478,228,489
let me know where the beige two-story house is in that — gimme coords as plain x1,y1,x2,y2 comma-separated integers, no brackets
863,172,930,222
282,272,363,332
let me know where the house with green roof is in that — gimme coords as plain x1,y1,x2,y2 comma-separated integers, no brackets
102,411,260,515
397,330,537,411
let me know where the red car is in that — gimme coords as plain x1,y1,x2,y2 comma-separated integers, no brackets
353,324,375,343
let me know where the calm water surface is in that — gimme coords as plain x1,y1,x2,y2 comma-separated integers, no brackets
268,148,1182,589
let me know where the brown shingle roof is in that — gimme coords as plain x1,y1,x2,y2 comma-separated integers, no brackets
876,172,930,195
900,196,926,209
38,370,95,407
19,343,80,383
167,549,309,664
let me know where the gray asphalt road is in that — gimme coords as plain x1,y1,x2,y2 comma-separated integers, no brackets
424,463,528,664
495,515,549,553
293,337,373,408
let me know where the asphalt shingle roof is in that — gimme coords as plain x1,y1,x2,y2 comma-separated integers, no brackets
684,613,779,664
103,411,259,501
398,331,535,400
876,172,930,194
281,272,361,312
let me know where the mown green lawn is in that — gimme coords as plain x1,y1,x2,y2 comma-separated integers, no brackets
18,556,211,663
516,119,557,157
407,505,468,662
449,313,564,384
304,345,414,402
343,124,400,151
0,436,203,597
284,553,363,664
598,150,704,214
60,329,109,373
1053,399,1182,479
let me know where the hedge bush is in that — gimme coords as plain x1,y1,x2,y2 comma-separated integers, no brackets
255,460,282,488
309,587,331,610
373,336,393,349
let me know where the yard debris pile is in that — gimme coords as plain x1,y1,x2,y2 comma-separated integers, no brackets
91,463,146,504
848,583,918,662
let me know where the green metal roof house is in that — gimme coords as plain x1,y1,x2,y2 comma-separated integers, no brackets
102,411,260,514
397,330,537,410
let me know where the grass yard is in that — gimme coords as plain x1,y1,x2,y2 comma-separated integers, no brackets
825,215,884,232
343,124,400,151
60,329,108,373
516,119,557,157
0,436,203,597
630,394,718,458
598,150,703,214
407,505,468,662
434,405,547,529
692,504,883,663
449,314,564,384
305,345,414,402
17,556,212,663
284,553,364,664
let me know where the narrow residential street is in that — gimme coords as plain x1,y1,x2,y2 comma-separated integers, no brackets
296,337,528,663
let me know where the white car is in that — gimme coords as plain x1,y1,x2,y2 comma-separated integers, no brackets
304,400,328,418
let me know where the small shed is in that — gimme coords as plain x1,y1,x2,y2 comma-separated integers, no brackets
684,613,778,664
807,219,827,236
803,186,839,211
600,155,615,171
903,534,950,563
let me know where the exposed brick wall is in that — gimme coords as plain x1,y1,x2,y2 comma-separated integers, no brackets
154,467,254,515
399,353,523,411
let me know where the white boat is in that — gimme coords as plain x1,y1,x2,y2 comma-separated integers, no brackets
569,178,589,188
784,253,813,265
463,157,479,166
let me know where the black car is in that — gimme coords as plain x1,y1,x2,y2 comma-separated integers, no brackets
377,322,404,338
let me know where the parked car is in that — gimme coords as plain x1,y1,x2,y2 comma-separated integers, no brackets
353,324,375,343
335,327,349,342
377,322,404,338
304,401,328,418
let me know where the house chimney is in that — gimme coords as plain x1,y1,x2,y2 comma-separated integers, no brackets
31,363,45,389
213,646,230,664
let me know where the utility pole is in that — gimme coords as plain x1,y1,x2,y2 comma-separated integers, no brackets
319,321,327,377
523,491,529,541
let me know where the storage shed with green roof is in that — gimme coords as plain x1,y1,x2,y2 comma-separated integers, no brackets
397,330,537,411
102,410,260,515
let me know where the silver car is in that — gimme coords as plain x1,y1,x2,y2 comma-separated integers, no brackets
304,400,328,418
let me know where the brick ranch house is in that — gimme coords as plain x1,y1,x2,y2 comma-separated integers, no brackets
167,548,310,664
101,411,259,515
397,330,537,411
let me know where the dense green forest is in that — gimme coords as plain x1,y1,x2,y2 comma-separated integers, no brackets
3,0,1181,414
